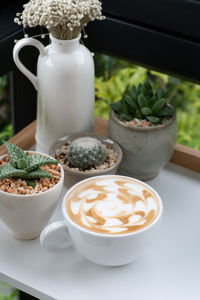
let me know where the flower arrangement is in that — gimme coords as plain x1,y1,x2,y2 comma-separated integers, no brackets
14,0,105,40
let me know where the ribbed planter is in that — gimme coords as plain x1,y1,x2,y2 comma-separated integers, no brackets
108,110,177,180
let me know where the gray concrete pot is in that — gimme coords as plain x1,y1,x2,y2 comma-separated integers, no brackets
108,110,177,180
49,132,123,188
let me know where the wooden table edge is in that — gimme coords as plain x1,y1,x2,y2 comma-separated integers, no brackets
0,116,199,173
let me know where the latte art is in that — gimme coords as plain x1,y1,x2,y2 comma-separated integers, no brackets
66,177,160,235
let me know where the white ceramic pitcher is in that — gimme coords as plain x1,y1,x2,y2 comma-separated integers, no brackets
13,34,94,153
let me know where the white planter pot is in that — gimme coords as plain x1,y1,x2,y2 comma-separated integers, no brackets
13,35,95,153
0,152,64,240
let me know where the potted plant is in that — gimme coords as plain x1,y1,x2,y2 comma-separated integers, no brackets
13,0,105,153
108,81,177,180
0,142,64,240
49,133,123,188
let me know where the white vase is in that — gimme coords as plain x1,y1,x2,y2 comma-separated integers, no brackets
13,34,94,154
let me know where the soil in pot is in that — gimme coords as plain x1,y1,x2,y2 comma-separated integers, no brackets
123,116,172,128
55,142,118,173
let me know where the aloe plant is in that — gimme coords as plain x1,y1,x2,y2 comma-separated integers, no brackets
110,81,175,124
0,142,59,188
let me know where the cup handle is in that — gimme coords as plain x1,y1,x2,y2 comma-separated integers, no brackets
40,220,74,253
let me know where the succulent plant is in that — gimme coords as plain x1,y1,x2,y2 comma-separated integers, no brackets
110,81,175,124
0,141,59,188
67,137,106,170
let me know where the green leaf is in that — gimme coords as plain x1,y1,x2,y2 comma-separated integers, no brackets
20,168,53,179
138,93,148,108
138,83,143,94
141,107,152,116
135,109,143,119
132,97,139,109
146,116,161,123
16,158,28,169
121,97,130,114
110,102,122,113
25,155,59,172
124,94,137,111
130,85,137,100
152,98,166,113
3,141,28,168
0,162,27,180
143,80,152,91
124,84,131,95
119,113,133,121
141,81,153,96
148,96,157,107
26,180,36,188
156,88,166,99
155,108,175,117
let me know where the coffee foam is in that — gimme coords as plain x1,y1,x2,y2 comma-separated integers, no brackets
66,177,160,235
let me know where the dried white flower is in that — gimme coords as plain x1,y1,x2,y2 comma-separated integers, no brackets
14,0,105,40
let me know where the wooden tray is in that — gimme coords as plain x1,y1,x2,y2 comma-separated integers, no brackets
0,116,199,173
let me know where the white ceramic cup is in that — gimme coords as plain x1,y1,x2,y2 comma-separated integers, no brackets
0,152,64,240
40,175,163,266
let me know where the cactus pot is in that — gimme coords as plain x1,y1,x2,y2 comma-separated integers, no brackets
49,133,123,188
108,110,177,180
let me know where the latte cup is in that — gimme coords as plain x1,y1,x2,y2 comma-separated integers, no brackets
40,175,163,266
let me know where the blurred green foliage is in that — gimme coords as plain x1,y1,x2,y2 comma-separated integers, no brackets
0,283,18,300
94,54,200,150
0,75,12,145
1,56,200,150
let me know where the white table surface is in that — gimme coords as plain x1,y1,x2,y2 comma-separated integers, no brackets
0,163,200,300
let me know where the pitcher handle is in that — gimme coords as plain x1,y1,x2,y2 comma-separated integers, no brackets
13,38,47,91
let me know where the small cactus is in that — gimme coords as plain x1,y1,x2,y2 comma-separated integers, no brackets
0,141,59,187
110,81,175,124
67,137,106,170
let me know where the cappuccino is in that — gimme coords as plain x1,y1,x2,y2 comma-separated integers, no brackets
66,176,160,235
